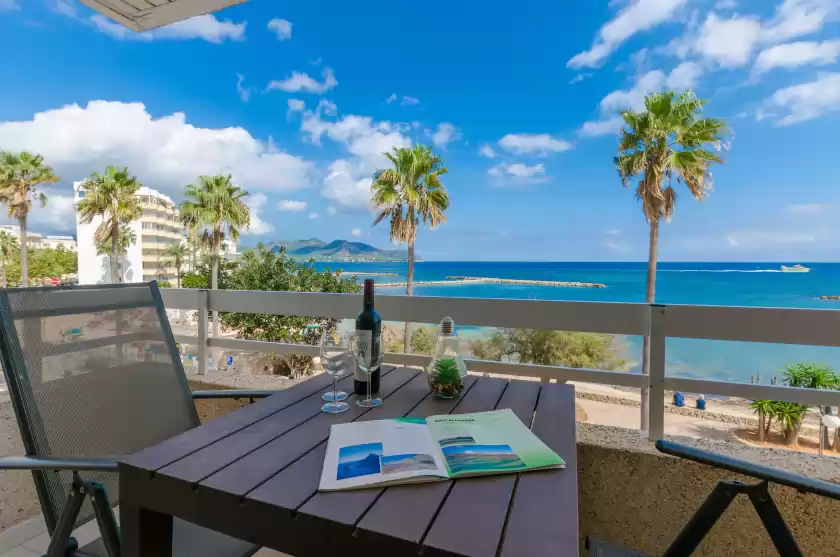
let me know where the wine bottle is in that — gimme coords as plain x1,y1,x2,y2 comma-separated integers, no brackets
354,279,382,394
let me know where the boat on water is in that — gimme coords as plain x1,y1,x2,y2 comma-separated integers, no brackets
780,264,810,273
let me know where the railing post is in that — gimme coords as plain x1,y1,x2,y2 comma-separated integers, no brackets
647,304,666,441
197,289,208,376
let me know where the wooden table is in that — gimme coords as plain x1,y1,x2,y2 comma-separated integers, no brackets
120,366,579,557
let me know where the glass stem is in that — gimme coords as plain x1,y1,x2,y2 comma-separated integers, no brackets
366,371,372,403
332,374,338,403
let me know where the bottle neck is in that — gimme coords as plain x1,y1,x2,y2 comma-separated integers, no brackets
363,280,374,309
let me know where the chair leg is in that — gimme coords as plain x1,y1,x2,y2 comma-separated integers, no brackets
89,481,121,557
45,474,85,557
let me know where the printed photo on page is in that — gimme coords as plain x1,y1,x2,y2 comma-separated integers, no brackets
319,418,449,491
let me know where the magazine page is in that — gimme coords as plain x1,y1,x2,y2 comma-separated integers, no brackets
319,417,449,491
426,409,565,478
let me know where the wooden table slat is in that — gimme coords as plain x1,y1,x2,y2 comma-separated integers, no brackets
498,383,579,557
158,371,364,482
199,368,421,497
123,371,339,471
421,379,542,557
354,376,509,552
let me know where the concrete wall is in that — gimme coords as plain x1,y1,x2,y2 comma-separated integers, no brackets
578,423,840,556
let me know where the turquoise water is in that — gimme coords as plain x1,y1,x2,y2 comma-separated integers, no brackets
316,261,840,383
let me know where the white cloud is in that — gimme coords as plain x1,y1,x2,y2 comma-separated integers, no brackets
0,0,19,11
385,93,397,104
479,144,497,158
754,40,840,74
241,193,274,236
666,61,701,90
289,102,411,209
236,74,251,103
762,0,840,44
401,96,420,106
432,123,462,150
326,205,337,216
568,0,688,68
287,99,305,119
714,0,737,9
267,18,292,40
581,65,697,136
694,13,762,67
497,133,573,156
488,163,548,185
760,72,840,124
726,230,816,249
1,192,76,235
91,14,246,43
351,228,362,237
308,212,319,220
278,200,307,212
51,0,77,18
266,68,337,94
569,73,592,84
0,101,314,194
785,203,829,214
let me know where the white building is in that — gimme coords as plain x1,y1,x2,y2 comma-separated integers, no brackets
0,225,77,251
75,183,184,285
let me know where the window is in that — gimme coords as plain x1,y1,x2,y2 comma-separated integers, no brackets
78,191,86,198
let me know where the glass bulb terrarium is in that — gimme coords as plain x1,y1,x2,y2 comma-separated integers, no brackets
427,317,468,398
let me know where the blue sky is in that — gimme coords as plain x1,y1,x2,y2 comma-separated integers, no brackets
0,0,839,261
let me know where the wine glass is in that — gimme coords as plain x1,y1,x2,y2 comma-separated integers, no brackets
320,332,352,413
353,334,383,408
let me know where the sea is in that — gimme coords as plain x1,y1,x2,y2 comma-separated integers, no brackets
313,261,840,384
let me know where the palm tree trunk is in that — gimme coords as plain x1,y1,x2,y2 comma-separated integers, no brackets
176,265,181,289
757,412,765,442
403,239,415,354
19,217,28,288
211,230,220,338
2,258,6,288
111,222,120,283
640,218,660,433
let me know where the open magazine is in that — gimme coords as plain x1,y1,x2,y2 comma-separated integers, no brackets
318,409,565,491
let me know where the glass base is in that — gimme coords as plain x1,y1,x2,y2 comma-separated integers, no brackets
322,390,348,402
322,401,349,414
356,397,382,408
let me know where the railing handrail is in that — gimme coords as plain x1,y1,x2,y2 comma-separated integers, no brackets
162,288,840,440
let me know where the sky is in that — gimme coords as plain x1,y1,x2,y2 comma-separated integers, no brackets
0,0,839,261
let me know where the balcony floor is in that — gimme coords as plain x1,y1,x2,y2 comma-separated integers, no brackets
0,513,288,556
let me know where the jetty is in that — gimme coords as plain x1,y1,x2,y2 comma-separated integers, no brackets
819,295,840,300
377,277,606,288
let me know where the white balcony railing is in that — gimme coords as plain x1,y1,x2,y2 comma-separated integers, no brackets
161,288,840,440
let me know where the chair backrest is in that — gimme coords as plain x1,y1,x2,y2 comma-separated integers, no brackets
0,282,199,532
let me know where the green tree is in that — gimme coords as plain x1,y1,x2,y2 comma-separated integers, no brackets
221,245,360,377
471,329,624,371
749,399,775,442
0,152,59,286
180,175,250,337
615,91,728,431
0,231,19,287
181,272,208,289
77,167,142,283
96,224,136,278
385,326,437,356
371,145,450,353
163,243,189,288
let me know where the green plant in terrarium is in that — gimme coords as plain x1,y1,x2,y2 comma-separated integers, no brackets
427,317,468,398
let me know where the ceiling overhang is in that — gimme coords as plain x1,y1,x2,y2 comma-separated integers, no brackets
79,0,247,32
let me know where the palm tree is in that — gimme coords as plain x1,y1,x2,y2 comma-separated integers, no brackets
615,91,728,431
180,175,250,337
96,224,137,279
371,145,450,353
0,152,59,287
0,231,19,287
77,167,142,283
163,243,189,288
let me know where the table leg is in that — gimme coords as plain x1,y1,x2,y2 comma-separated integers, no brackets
120,504,173,557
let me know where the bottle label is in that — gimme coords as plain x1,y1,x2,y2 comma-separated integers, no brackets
354,329,372,381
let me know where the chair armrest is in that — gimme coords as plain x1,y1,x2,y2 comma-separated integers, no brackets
0,456,119,472
191,389,276,400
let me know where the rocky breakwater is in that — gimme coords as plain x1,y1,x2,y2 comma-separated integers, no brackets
819,295,840,300
445,276,607,288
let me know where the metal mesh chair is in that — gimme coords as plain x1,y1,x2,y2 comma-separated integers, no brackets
0,283,273,557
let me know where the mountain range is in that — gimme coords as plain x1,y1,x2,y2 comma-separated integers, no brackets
268,239,409,261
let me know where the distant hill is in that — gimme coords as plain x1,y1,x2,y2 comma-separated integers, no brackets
267,238,409,262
